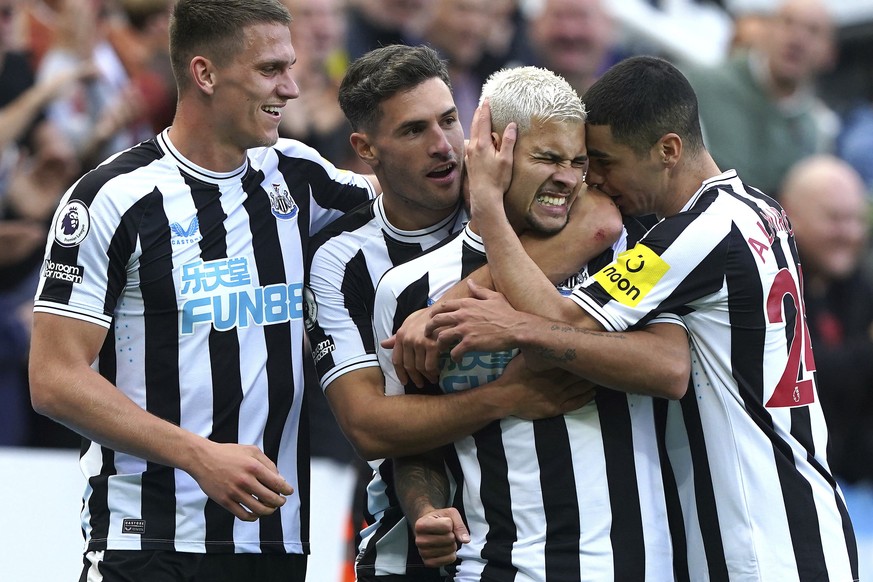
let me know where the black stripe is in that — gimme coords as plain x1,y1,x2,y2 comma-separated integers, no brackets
534,416,581,582
137,187,181,550
597,389,646,581
444,446,465,581
772,420,827,581
460,241,486,279
678,391,729,580
392,273,430,337
476,421,518,581
384,231,428,267
306,199,376,261
341,250,378,353
276,152,370,260
279,154,371,214
835,487,860,581
84,446,118,551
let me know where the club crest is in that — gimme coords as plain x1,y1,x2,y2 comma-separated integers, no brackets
269,183,298,220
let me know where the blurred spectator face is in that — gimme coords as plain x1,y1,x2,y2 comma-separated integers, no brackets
424,0,491,68
354,0,433,32
286,0,345,65
763,0,833,87
527,0,612,81
0,0,18,51
783,157,869,281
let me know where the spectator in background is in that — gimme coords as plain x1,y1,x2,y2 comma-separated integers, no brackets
725,7,768,56
516,0,620,96
113,0,176,134
684,0,838,198
344,0,432,61
418,0,492,131
0,0,89,446
476,0,526,77
838,105,873,192
779,154,873,580
36,0,152,171
837,68,873,191
279,0,364,173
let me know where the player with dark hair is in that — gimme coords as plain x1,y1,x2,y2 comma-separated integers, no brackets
413,55,858,581
310,45,620,581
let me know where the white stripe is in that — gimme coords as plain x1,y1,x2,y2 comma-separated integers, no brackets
84,550,105,582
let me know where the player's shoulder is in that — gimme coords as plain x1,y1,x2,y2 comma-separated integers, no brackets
309,199,380,256
72,137,174,204
375,228,465,293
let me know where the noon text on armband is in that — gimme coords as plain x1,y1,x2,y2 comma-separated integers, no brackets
43,259,84,284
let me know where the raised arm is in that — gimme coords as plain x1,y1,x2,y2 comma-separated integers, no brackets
29,312,293,521
465,100,592,322
384,110,622,386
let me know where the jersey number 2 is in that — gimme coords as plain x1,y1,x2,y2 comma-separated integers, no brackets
765,268,816,407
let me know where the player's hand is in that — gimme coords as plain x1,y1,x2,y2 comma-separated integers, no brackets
499,354,596,419
427,280,531,360
465,100,516,224
413,507,470,568
187,441,294,521
380,306,441,388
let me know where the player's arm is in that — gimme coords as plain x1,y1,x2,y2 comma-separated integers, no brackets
426,283,689,400
29,312,293,520
325,356,595,460
386,176,621,387
394,449,469,568
466,100,589,323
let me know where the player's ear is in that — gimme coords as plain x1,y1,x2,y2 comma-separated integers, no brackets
190,56,216,95
658,133,682,169
350,133,378,169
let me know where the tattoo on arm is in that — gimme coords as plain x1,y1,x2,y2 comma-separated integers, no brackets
395,451,451,520
532,347,577,363
533,323,626,363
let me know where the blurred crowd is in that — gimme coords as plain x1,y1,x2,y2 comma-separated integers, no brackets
2,0,873,570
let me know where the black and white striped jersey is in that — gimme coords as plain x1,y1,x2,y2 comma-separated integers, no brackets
571,170,859,581
305,195,466,581
33,129,375,554
306,194,466,388
374,225,676,582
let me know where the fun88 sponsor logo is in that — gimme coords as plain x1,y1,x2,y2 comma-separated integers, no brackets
179,257,303,334
438,349,519,393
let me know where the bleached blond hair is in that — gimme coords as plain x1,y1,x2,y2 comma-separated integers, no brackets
479,66,586,134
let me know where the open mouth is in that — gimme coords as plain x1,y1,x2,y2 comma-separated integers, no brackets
536,193,569,207
427,162,456,179
262,105,282,118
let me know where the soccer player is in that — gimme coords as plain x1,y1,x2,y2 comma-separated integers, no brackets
27,0,377,579
307,46,620,581
420,56,859,580
374,66,682,580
